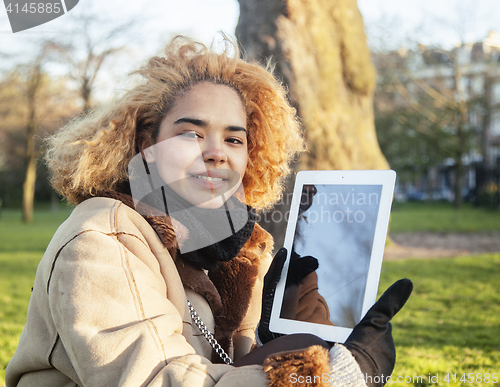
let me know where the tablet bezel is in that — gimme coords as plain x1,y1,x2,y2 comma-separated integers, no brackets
269,170,396,343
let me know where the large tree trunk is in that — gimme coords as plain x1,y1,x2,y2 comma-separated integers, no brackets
236,0,389,244
22,63,43,223
23,120,37,223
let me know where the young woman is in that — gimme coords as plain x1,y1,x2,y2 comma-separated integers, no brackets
6,36,412,387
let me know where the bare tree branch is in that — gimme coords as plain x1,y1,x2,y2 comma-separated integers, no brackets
47,5,137,112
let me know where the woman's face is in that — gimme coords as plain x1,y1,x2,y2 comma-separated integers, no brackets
143,82,248,209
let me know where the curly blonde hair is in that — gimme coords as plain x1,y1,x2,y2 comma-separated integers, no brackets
45,36,304,211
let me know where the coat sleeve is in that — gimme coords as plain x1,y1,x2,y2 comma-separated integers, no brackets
280,272,333,326
47,229,269,387
294,272,333,325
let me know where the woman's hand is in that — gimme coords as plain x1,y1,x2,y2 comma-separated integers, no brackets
233,333,330,367
255,248,413,387
343,279,414,387
256,248,320,345
256,248,287,345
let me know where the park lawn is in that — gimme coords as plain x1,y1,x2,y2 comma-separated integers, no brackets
0,207,73,252
1,207,500,386
379,254,500,387
390,202,500,233
0,252,42,386
0,207,72,386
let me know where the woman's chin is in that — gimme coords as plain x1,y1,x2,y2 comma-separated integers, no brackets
187,181,243,209
177,188,229,209
167,176,244,209
195,197,227,209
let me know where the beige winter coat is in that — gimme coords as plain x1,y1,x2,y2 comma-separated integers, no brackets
6,196,335,387
6,197,274,386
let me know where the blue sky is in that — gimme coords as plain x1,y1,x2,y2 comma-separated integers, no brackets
2,0,498,48
1,0,498,96
357,0,500,49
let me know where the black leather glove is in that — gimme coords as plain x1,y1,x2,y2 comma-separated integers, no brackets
257,248,287,345
285,251,318,288
344,279,413,387
257,248,321,345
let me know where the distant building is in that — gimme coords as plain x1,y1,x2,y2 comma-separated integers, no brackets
373,31,500,202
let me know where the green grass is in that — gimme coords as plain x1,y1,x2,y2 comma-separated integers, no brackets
390,202,500,233
0,207,72,386
0,206,73,252
0,252,42,386
379,254,500,386
1,207,499,386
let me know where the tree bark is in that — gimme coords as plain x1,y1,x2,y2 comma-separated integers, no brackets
236,0,388,171
23,119,37,223
236,0,389,244
22,63,43,223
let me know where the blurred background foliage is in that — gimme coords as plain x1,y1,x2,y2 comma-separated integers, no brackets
1,0,500,386
1,0,499,222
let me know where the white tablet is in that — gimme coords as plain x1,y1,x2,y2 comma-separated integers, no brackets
269,170,396,343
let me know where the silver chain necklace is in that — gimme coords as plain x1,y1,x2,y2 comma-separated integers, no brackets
187,300,233,365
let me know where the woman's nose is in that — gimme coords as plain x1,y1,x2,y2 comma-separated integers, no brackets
202,138,227,164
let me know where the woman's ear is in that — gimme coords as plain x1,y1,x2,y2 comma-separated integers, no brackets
142,147,155,163
139,136,156,163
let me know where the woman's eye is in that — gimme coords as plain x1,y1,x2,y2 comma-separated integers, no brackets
226,138,244,145
179,132,200,139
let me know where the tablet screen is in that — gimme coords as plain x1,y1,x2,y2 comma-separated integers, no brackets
280,184,382,328
269,170,395,342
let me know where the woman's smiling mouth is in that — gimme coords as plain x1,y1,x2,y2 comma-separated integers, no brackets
188,171,231,193
189,174,226,182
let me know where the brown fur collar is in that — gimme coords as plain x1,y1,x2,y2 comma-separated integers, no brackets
263,345,331,387
96,191,274,362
